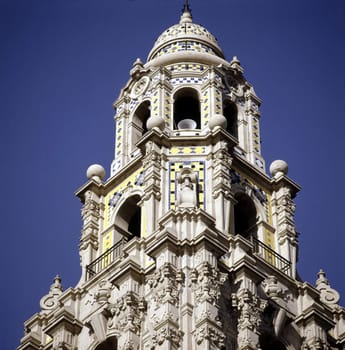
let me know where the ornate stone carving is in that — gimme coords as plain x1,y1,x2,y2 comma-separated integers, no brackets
152,325,183,348
244,87,261,117
212,142,233,200
142,141,162,201
40,275,63,311
81,190,100,220
80,190,101,257
147,263,185,306
194,324,225,348
232,289,267,331
119,339,138,350
190,262,227,305
262,275,283,299
232,288,267,349
95,279,115,304
79,234,99,251
276,187,296,241
107,292,146,335
301,337,327,350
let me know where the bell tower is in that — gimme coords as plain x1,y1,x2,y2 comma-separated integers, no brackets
18,4,345,350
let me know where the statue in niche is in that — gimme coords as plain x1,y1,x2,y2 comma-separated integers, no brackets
176,167,198,208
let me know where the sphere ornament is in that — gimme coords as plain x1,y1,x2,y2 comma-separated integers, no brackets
269,160,288,179
208,114,227,131
86,164,106,183
146,115,165,131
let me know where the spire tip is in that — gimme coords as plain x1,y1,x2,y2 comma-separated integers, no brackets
180,0,192,24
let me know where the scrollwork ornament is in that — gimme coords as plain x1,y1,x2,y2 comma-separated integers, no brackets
40,275,63,311
316,269,340,306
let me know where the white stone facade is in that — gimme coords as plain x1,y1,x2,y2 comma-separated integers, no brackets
18,6,345,350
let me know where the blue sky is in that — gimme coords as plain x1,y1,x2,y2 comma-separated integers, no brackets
1,0,344,348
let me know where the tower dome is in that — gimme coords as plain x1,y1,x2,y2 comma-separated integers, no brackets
147,5,224,61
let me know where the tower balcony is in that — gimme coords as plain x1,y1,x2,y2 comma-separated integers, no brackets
85,235,292,281
251,236,292,277
86,238,127,280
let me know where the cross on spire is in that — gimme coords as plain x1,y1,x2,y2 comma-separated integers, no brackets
182,0,191,14
180,0,192,23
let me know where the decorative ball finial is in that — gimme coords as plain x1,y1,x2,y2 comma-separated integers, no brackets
146,115,165,132
208,114,227,131
269,160,288,179
86,164,106,183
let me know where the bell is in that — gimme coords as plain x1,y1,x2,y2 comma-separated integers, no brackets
177,118,197,130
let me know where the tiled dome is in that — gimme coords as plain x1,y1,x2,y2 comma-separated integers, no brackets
147,8,224,61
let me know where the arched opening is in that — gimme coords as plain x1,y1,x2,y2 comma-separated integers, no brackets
131,101,150,148
173,88,200,129
234,192,257,239
115,194,142,239
260,334,287,350
223,100,238,137
94,336,117,350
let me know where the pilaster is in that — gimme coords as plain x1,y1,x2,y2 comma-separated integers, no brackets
210,139,234,233
141,135,164,236
79,187,102,280
271,177,298,277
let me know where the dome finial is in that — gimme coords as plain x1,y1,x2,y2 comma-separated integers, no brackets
183,0,191,13
180,0,192,24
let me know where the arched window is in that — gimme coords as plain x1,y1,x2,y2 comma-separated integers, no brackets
131,101,150,148
234,192,257,239
173,88,200,129
223,100,238,137
94,336,117,350
115,195,142,239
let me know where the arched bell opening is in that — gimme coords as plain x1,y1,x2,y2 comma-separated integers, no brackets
223,100,238,138
173,88,201,130
94,336,117,350
115,194,142,240
131,101,151,150
234,192,257,240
